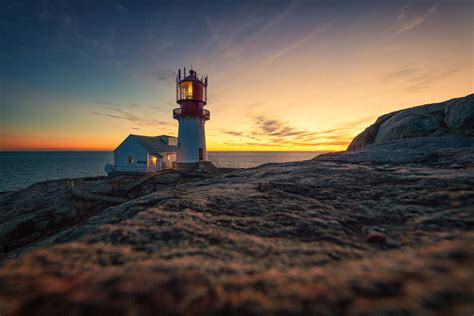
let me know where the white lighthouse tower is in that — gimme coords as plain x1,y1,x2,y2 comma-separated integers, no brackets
173,68,210,169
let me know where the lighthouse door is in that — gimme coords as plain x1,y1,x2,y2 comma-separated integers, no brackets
198,148,203,161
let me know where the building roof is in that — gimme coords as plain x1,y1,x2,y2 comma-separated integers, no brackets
129,134,177,155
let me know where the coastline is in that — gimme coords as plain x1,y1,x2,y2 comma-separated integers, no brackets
0,151,325,193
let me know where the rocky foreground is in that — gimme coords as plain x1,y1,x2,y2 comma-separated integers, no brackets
0,95,473,315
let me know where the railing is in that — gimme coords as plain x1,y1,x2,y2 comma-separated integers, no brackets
114,165,148,172
176,71,207,84
173,108,210,120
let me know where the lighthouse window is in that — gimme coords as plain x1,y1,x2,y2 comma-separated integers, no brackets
128,155,135,164
186,81,193,98
179,81,193,99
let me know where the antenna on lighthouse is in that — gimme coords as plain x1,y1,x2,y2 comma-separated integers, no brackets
178,69,181,81
184,66,186,76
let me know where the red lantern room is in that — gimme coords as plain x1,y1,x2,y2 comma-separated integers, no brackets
173,68,210,121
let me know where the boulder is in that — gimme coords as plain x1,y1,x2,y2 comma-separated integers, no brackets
348,94,474,150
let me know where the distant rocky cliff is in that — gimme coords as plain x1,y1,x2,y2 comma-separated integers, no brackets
0,95,473,316
348,94,474,151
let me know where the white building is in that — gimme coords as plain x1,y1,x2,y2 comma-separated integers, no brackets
106,134,177,174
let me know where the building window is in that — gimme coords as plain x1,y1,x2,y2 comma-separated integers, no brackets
128,155,135,164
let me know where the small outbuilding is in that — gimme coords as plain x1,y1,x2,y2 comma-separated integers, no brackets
106,134,178,174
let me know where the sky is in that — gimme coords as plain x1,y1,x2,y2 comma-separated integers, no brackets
1,0,473,151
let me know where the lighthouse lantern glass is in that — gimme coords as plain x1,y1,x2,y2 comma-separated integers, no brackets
186,81,192,99
178,81,193,100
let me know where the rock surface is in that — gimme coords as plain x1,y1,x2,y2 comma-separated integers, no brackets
348,94,474,151
0,96,473,315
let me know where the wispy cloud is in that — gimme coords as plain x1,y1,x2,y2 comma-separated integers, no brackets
384,66,461,92
221,115,374,149
396,3,437,34
264,24,327,64
204,1,297,61
90,101,172,127
151,69,176,84
221,130,245,137
36,2,119,59
384,67,419,80
205,15,265,60
403,68,460,93
255,116,311,137
157,40,174,51
91,99,140,109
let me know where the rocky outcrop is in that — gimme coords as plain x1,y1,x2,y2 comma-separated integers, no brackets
0,96,473,315
321,136,474,166
0,172,220,260
0,178,112,257
348,94,474,150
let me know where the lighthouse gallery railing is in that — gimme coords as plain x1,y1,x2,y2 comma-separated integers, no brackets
173,108,210,120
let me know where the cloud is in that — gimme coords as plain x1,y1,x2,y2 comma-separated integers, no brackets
207,2,327,64
151,69,176,84
254,116,311,137
90,101,172,127
91,99,140,109
35,2,119,59
264,24,327,64
282,140,351,147
221,115,374,149
222,130,245,137
157,40,174,51
206,16,263,52
384,66,461,93
384,67,419,80
204,2,296,61
396,3,437,34
403,68,460,93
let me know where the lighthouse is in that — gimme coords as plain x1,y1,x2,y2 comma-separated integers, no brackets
173,68,210,169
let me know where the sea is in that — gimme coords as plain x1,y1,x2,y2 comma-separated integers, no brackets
0,151,324,192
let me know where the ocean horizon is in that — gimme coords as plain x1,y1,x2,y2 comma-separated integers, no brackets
0,151,325,192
